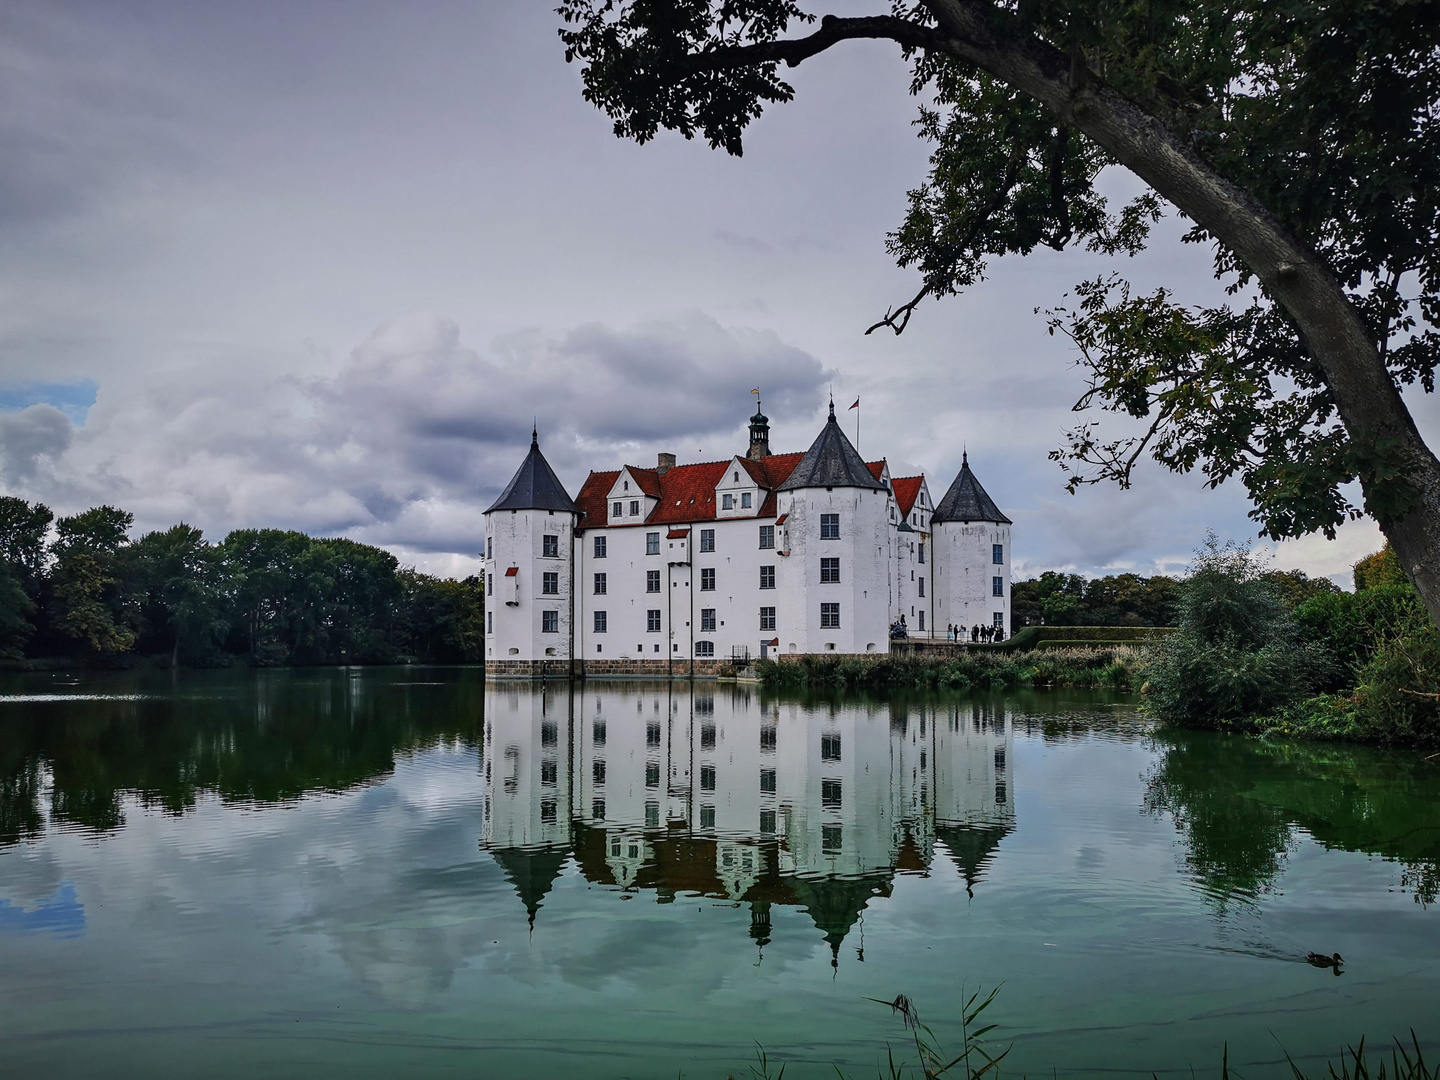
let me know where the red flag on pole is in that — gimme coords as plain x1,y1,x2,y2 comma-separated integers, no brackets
849,397,860,409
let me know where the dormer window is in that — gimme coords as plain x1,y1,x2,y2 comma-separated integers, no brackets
741,492,752,509
629,500,640,516
722,494,733,510
612,501,622,516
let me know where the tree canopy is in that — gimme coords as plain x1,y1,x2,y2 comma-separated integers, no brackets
558,0,1440,623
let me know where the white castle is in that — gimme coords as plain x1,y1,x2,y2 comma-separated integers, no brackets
484,400,1011,676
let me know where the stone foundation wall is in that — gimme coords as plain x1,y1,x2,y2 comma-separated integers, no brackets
485,659,579,679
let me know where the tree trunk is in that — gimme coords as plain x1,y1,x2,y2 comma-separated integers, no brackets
923,0,1440,620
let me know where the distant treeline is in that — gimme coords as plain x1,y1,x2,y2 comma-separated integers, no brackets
0,497,483,666
1011,567,1340,628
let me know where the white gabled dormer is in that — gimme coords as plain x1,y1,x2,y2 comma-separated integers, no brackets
606,465,660,526
714,457,763,519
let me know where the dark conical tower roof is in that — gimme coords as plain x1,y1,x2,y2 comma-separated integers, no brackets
932,453,1010,524
486,429,579,514
777,401,885,491
490,846,569,928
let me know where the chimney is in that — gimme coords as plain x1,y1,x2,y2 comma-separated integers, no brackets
657,452,676,475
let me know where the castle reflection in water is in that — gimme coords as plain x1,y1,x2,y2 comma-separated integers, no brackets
481,684,1014,963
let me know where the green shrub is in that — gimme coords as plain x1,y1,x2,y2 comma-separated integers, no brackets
1295,583,1426,684
1145,536,1329,728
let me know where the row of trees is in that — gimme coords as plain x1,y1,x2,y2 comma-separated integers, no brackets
0,497,483,666
1010,566,1339,628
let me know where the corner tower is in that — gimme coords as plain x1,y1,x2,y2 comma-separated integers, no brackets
930,453,1012,636
775,402,891,656
484,429,580,676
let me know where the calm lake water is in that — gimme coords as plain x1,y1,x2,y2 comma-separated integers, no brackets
0,668,1437,1078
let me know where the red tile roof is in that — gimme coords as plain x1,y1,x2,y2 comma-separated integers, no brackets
575,453,816,531
667,528,690,539
867,460,887,481
503,566,519,577
892,475,924,518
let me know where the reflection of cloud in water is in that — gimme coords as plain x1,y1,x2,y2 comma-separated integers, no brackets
0,882,84,938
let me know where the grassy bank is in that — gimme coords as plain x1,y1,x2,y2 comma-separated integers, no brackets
755,646,1142,692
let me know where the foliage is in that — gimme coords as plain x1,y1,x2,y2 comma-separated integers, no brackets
558,0,1440,553
756,646,1140,692
1354,543,1409,591
1144,536,1329,727
1010,570,1180,627
0,503,483,668
1294,584,1426,685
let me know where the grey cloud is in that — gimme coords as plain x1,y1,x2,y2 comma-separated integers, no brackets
0,404,72,486
0,314,829,572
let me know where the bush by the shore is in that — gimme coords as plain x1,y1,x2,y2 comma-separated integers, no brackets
755,646,1141,692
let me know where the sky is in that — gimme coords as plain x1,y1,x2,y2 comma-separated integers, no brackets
0,0,1425,584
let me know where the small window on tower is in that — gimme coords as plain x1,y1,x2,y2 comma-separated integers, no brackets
993,543,1004,564
542,572,559,595
543,534,558,558
992,576,1004,597
821,513,840,539
542,611,559,633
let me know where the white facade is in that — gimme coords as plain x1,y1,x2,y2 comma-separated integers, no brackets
484,406,1012,672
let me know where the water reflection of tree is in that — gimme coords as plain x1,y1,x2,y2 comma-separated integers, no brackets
0,669,483,842
1145,732,1440,906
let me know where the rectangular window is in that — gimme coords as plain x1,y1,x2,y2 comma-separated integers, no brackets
543,534,558,558
994,748,1006,771
594,535,607,558
918,610,925,631
593,798,606,821
820,557,840,583
593,720,606,746
759,565,775,589
593,610,607,633
487,573,493,593
820,513,839,539
594,572,607,594
612,501,623,517
821,779,842,807
822,824,842,854
820,603,840,628
993,543,1004,564
542,571,559,595
700,567,715,591
918,576,925,597
647,570,661,593
759,809,776,834
646,532,660,555
593,759,606,785
542,610,559,633
695,640,714,656
700,765,716,791
541,759,557,785
647,609,662,632
542,721,557,747
993,611,1004,628
821,733,841,761
699,528,715,552
700,608,716,632
758,525,775,549
645,801,660,828
760,606,776,631
759,768,776,793
722,493,734,510
541,799,557,823
992,576,1004,597
629,500,640,516
700,723,716,750
646,722,661,747
760,724,776,752
741,492,752,509
645,762,660,788
700,805,716,829
919,543,925,564
487,611,492,633
995,781,1007,805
